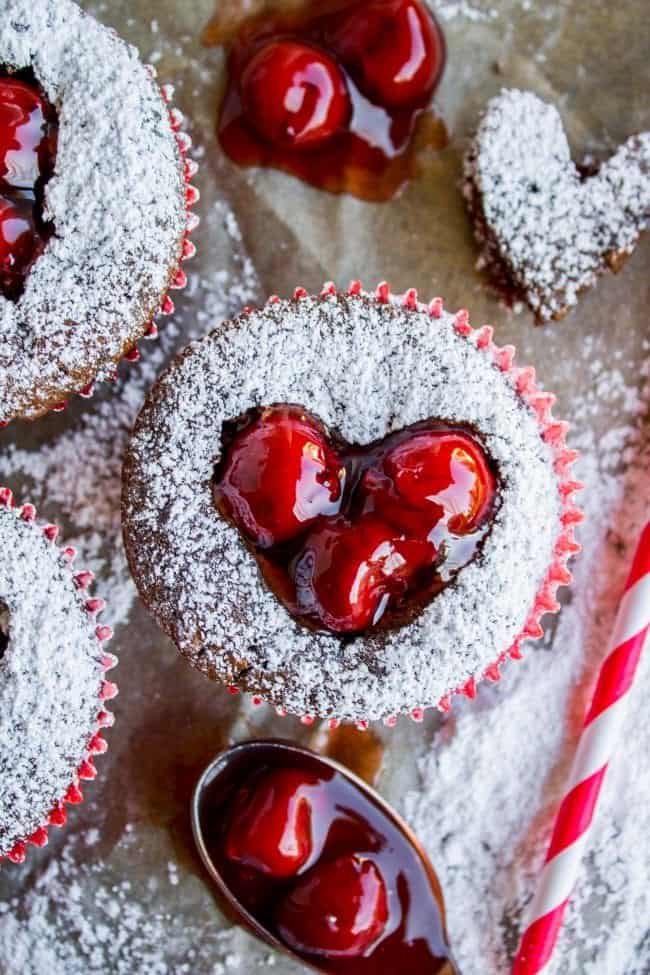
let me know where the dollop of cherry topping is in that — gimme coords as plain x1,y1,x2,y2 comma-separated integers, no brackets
214,407,498,636
356,466,443,542
384,430,497,535
0,77,55,190
0,70,57,301
0,195,43,300
215,406,345,549
225,767,321,878
240,41,351,150
293,515,435,633
216,0,447,201
276,853,389,958
328,0,444,107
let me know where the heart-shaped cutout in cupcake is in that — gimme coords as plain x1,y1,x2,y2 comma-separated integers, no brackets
464,88,650,322
122,286,581,724
0,70,57,301
213,405,498,635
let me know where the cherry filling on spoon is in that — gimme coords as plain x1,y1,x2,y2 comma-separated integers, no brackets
0,68,58,301
213,405,498,636
276,853,389,959
198,744,457,972
214,0,447,201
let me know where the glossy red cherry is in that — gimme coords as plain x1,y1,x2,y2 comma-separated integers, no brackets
216,407,345,549
329,0,444,107
0,195,41,297
276,853,389,958
292,515,435,633
0,78,54,189
240,40,351,149
358,465,445,542
225,767,323,878
384,431,496,534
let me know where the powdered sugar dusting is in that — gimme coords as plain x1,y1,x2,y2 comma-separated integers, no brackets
464,89,650,321
123,292,562,722
0,0,186,422
0,824,291,974
435,0,499,22
0,502,106,856
0,2,646,971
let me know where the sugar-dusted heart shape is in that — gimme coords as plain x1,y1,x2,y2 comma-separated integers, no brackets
0,71,57,301
122,287,580,724
464,88,650,323
213,404,498,635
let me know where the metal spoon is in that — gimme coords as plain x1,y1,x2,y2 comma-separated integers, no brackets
191,738,459,975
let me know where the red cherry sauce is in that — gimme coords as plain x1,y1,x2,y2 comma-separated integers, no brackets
198,743,458,973
0,67,58,300
213,0,447,201
213,405,499,636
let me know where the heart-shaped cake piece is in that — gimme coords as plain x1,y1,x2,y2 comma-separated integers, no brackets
464,88,650,323
122,284,581,724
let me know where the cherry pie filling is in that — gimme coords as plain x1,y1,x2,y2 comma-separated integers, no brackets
213,405,499,636
199,746,454,971
216,0,446,201
0,68,58,301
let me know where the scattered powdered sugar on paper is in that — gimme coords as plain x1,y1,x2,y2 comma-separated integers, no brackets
0,824,297,975
432,0,543,22
434,0,499,22
404,356,650,974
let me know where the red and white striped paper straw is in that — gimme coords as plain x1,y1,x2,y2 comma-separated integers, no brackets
513,521,650,975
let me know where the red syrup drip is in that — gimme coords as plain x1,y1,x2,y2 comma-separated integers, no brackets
213,0,447,201
213,405,498,636
199,745,458,973
0,68,58,301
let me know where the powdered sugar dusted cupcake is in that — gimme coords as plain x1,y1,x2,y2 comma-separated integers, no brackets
122,284,581,725
464,88,650,323
0,487,117,864
0,0,198,425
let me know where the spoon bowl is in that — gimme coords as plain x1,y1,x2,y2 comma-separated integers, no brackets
191,738,459,974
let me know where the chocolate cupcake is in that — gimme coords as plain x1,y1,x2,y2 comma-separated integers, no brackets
0,0,198,425
122,284,582,726
0,487,117,864
464,88,650,322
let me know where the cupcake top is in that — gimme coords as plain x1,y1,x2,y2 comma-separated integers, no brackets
123,288,575,723
0,0,187,423
0,494,114,859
